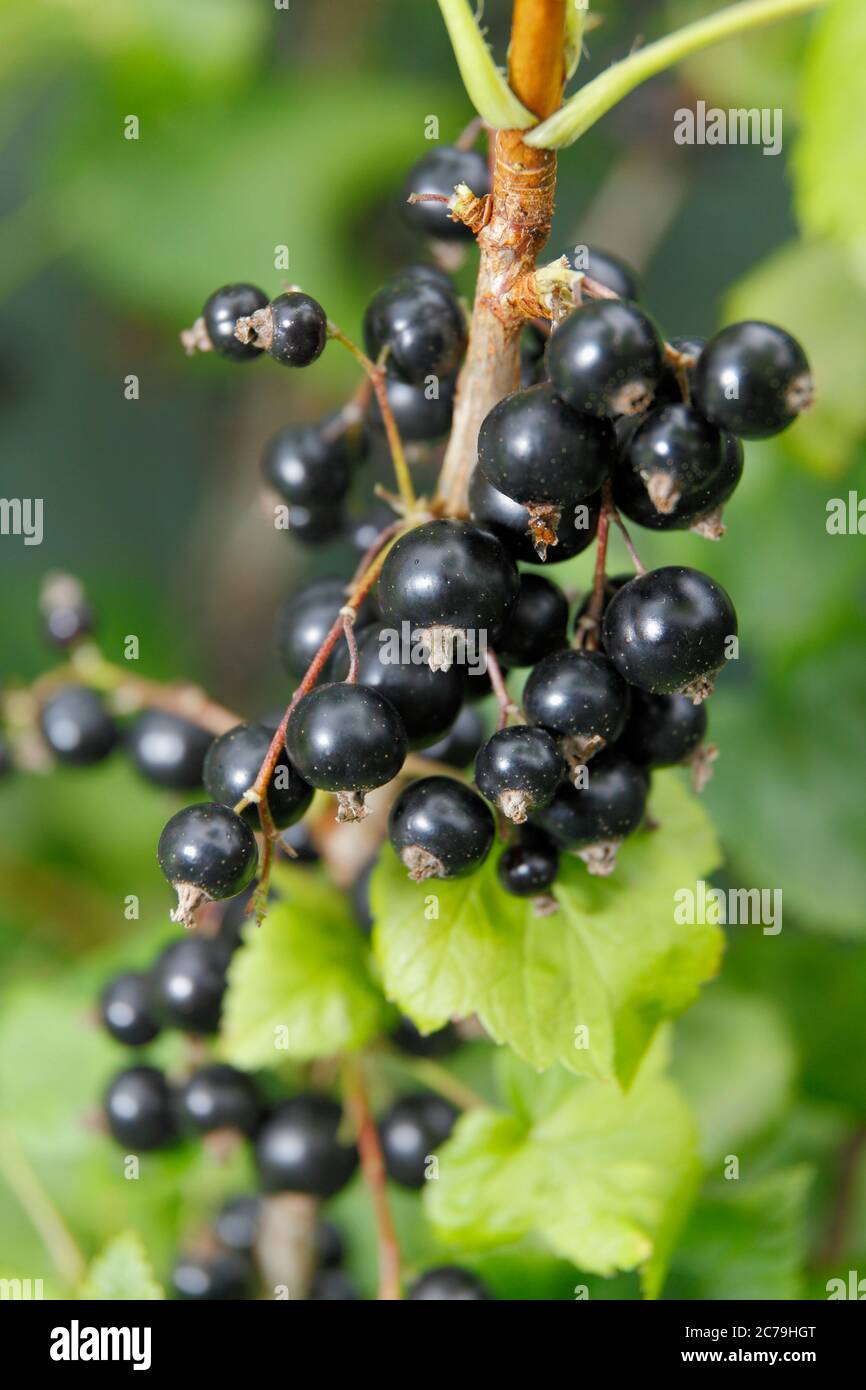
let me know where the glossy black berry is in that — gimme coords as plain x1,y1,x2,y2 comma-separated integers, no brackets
389,776,495,881
126,710,212,790
409,1267,494,1300
614,428,743,533
255,1095,358,1197
654,335,707,406
547,299,665,419
157,803,258,919
693,320,812,439
103,1065,178,1151
339,626,464,748
392,1017,460,1058
475,726,564,823
403,145,491,242
287,683,407,819
621,689,708,768
267,291,327,368
40,575,95,648
469,470,600,566
315,1221,345,1270
380,1095,457,1189
172,1251,252,1300
363,272,466,385
203,722,312,831
524,649,629,755
418,704,485,770
602,566,737,697
521,322,548,386
494,573,568,668
497,825,560,898
99,971,161,1047
618,403,725,517
279,819,319,863
368,371,456,442
149,936,231,1034
285,502,346,545
177,1064,261,1137
478,383,614,512
377,521,519,664
347,501,397,556
311,1269,359,1300
262,423,351,509
276,577,377,682
40,685,117,766
535,750,649,853
203,284,268,361
562,244,641,301
215,1196,260,1253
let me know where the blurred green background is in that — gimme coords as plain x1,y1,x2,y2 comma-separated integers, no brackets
1,0,865,1299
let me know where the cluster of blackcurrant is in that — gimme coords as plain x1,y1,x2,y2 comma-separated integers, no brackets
97,915,489,1300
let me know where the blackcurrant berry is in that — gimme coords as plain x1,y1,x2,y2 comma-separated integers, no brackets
408,1267,494,1300
172,1251,252,1300
403,145,491,242
497,825,560,898
337,625,464,748
103,1065,178,1151
40,685,117,765
524,649,629,761
602,566,737,699
276,578,377,682
613,428,743,535
99,971,161,1047
475,726,564,823
266,291,327,368
285,502,346,546
214,1196,260,1253
618,403,725,516
477,385,614,537
203,283,268,361
368,371,456,442
380,1095,457,1189
39,573,95,648
363,272,466,385
521,322,548,386
261,422,351,510
157,803,258,923
654,335,706,406
149,936,232,1034
391,1017,460,1058
494,573,568,668
534,750,649,873
255,1095,358,1197
126,710,212,790
315,1221,345,1270
311,1269,359,1300
469,470,601,566
561,244,641,301
620,689,708,768
377,520,519,670
279,819,320,863
546,299,665,419
203,722,313,831
692,320,813,439
418,704,485,770
388,776,495,881
177,1063,261,1137
347,501,398,556
287,683,407,821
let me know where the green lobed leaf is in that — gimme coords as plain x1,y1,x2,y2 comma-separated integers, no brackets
372,770,722,1087
78,1231,164,1301
666,1167,812,1299
219,866,392,1069
794,0,866,257
425,1047,701,1297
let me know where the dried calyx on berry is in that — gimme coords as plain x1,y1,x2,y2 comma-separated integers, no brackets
235,290,328,367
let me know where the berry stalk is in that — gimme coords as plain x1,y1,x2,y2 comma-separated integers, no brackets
327,323,418,513
342,1056,402,1300
434,0,567,518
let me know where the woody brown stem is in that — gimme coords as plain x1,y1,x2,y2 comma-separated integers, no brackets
434,0,567,518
